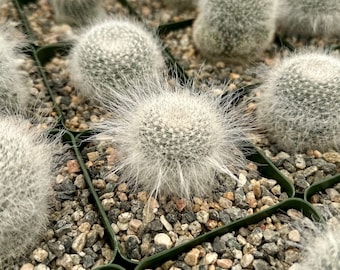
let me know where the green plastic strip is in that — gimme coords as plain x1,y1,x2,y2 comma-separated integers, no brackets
304,173,340,201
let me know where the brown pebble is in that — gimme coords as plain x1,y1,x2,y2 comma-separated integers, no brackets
67,159,81,173
176,198,187,212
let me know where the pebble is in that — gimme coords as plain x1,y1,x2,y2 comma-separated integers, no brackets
216,259,233,269
196,210,209,224
21,263,34,270
154,233,173,249
288,230,301,242
240,253,254,268
56,254,73,270
323,151,340,163
203,252,218,265
32,248,48,263
184,248,201,266
72,233,87,254
129,219,143,233
34,264,50,270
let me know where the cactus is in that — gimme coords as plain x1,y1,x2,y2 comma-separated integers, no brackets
277,0,340,38
68,17,165,105
0,115,61,268
51,0,106,26
290,223,340,270
255,50,340,153
192,0,278,63
93,76,251,200
0,24,30,111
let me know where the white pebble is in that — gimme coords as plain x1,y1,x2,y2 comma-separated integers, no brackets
154,233,173,249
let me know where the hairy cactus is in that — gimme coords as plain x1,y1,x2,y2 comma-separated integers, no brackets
68,18,165,105
51,0,106,26
290,223,340,270
0,24,30,111
255,51,340,153
0,115,60,267
93,77,251,200
192,0,278,63
277,0,340,37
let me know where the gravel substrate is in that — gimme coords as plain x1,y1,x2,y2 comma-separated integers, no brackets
81,140,290,261
21,0,129,46
10,148,114,270
43,52,112,132
126,0,197,27
1,0,340,269
154,209,334,270
309,182,340,220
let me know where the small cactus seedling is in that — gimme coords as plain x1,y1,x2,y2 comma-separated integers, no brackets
277,0,340,37
0,115,60,267
255,51,340,153
68,17,165,105
51,0,106,26
0,24,30,111
93,77,252,200
192,0,278,63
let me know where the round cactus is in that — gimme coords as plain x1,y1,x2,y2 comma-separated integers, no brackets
277,0,340,37
51,0,106,26
68,18,165,105
93,77,251,200
255,50,340,153
290,223,340,270
192,0,278,63
0,24,30,111
0,115,60,267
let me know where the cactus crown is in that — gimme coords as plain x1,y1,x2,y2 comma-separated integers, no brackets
256,51,340,152
0,115,60,267
193,0,278,62
69,18,164,103
94,76,251,200
51,0,105,26
277,0,340,37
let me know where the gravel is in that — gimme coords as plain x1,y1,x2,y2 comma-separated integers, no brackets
81,139,290,261
154,209,335,270
1,0,339,269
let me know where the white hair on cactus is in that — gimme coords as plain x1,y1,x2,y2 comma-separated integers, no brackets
51,0,106,26
92,74,253,200
68,17,165,106
0,23,30,111
255,50,340,153
0,114,62,268
192,0,278,63
277,0,340,37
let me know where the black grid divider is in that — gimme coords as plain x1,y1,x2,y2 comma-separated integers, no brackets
9,0,340,269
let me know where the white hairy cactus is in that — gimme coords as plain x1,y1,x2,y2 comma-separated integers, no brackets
94,76,251,200
0,24,30,111
192,0,278,63
277,0,340,37
290,222,340,270
0,115,60,267
51,0,106,26
255,50,340,153
68,17,165,105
